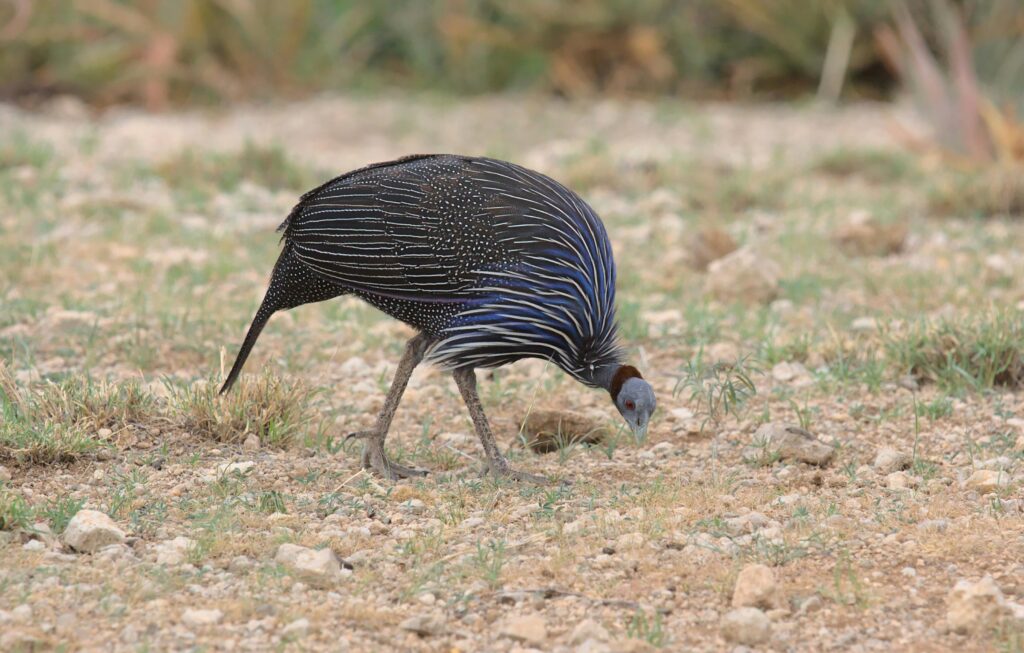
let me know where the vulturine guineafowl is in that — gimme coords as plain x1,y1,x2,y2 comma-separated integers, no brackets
220,154,656,482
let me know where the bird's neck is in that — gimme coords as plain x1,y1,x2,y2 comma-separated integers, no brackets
598,364,643,401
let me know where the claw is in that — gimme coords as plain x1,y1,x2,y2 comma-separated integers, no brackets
361,441,429,480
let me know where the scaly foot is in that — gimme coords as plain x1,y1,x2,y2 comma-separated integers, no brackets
483,461,564,486
348,431,428,480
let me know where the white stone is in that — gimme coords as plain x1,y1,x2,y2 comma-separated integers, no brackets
275,543,346,588
155,537,196,565
732,564,778,609
570,618,609,644
281,618,310,638
400,499,427,515
873,447,911,474
217,461,255,475
22,540,45,552
499,614,548,645
62,510,125,553
720,607,771,645
886,471,916,490
965,469,1009,493
399,613,444,636
182,608,223,628
947,576,1012,634
614,532,645,550
705,246,781,304
749,423,834,466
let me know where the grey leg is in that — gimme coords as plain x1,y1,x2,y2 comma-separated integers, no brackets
348,334,431,480
452,367,550,484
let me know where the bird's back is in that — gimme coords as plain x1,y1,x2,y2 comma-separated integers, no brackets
284,155,621,383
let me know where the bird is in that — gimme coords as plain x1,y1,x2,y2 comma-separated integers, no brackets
220,154,656,482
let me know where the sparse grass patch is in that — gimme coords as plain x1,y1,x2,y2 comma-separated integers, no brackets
172,372,314,445
0,486,33,531
811,148,916,183
929,166,1024,218
155,142,321,197
675,353,759,430
885,313,1024,392
0,363,157,463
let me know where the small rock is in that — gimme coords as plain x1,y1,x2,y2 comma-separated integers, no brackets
724,512,769,536
873,447,912,474
521,410,609,453
275,543,346,588
229,555,254,573
771,362,812,386
706,247,781,304
399,613,444,637
217,461,255,475
11,604,32,623
62,510,125,553
796,595,823,616
499,614,548,645
965,470,1009,493
155,537,196,565
886,471,916,490
850,317,878,332
688,225,738,271
749,423,835,466
182,608,223,628
947,576,1013,634
615,532,645,550
705,342,739,366
400,499,427,515
732,564,778,609
0,465,11,482
570,618,610,644
917,519,949,532
22,540,45,552
720,607,771,645
832,210,907,257
281,618,310,638
242,434,261,452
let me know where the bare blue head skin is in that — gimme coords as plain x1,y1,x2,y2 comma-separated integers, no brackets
608,365,656,441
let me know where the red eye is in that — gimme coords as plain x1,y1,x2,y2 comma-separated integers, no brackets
625,400,636,410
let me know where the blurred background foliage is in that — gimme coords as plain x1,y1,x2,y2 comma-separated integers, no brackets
0,0,1022,163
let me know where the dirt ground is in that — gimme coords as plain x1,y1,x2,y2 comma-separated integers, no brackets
1,93,1023,652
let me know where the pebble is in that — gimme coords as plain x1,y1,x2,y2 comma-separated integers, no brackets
62,510,126,553
242,434,261,452
155,537,196,565
0,465,11,482
732,564,779,609
217,461,255,475
873,447,911,474
182,608,223,628
720,607,771,645
499,614,548,645
281,618,310,638
749,422,835,466
706,247,781,304
399,613,444,636
400,499,427,515
570,618,609,644
965,470,1008,493
275,543,347,588
947,576,1019,634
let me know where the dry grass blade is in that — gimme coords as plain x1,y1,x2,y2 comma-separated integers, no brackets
173,372,313,446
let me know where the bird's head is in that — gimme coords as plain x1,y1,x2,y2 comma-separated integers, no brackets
609,365,656,441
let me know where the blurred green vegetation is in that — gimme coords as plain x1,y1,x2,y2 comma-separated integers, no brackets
0,0,1020,110
0,0,892,106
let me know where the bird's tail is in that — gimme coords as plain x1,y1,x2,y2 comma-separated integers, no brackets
219,246,344,394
